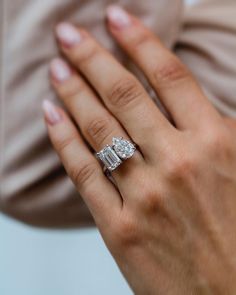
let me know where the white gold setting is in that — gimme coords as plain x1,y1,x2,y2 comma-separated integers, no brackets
96,145,122,172
96,137,136,172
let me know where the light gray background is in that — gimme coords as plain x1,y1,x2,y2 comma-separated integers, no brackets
0,1,196,294
0,214,131,295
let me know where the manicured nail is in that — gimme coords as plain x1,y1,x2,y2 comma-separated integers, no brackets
56,22,81,47
50,58,71,82
106,5,131,29
42,100,62,125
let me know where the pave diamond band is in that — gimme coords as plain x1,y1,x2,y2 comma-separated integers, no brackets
96,137,136,172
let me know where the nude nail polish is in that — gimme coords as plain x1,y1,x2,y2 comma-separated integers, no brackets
106,5,131,29
42,99,62,125
56,23,81,47
50,58,71,82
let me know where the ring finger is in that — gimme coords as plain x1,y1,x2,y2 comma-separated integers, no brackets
54,23,175,162
50,57,144,195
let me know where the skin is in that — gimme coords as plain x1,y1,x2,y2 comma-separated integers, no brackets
43,7,236,295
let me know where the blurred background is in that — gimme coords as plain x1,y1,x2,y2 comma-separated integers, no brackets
0,214,131,295
0,0,195,294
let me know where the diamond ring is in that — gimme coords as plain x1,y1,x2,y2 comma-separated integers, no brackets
96,137,137,172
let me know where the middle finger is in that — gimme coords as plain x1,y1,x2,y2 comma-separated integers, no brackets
50,57,144,194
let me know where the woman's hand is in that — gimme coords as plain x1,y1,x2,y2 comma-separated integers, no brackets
43,6,236,294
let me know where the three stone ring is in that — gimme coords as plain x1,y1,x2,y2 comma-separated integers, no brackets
96,137,137,172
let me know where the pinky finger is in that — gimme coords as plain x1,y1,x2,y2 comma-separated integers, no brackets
42,99,122,226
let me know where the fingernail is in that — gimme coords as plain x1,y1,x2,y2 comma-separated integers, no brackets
56,22,82,47
42,99,63,125
106,5,131,29
50,58,71,82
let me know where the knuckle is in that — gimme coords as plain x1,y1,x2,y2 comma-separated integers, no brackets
139,188,160,214
86,117,114,146
154,58,189,87
55,135,77,154
73,42,99,66
69,162,98,187
108,77,143,109
164,153,196,181
114,217,140,247
204,128,232,158
58,76,83,99
130,30,151,50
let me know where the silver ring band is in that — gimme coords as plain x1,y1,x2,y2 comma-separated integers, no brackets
96,137,137,172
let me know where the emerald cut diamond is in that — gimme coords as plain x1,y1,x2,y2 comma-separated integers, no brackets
96,137,136,172
97,145,122,171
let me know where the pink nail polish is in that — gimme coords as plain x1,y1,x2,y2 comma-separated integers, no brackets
42,100,62,125
56,23,81,47
106,5,131,29
50,58,71,82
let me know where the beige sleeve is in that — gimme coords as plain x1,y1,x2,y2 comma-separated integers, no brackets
0,0,183,227
175,0,236,118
